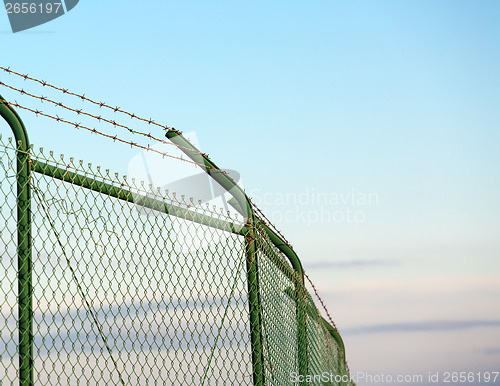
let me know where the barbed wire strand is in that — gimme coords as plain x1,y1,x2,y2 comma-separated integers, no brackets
0,79,211,159
0,99,292,252
0,68,309,295
304,271,350,372
1,66,174,134
0,67,294,248
0,99,217,171
304,272,338,331
249,198,291,247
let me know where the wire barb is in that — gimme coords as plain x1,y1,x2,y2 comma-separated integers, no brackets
0,67,338,336
0,98,215,170
0,77,212,164
304,271,338,331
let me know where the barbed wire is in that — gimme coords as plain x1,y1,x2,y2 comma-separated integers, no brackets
304,271,338,332
0,79,210,160
0,66,173,134
0,98,211,170
250,198,291,247
304,270,350,371
0,66,295,248
0,100,293,252
0,67,307,295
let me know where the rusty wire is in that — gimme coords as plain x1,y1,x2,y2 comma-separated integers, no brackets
0,79,209,160
0,66,306,284
0,66,292,248
1,66,346,370
0,66,173,134
250,198,292,247
304,271,339,332
303,270,350,371
0,98,209,170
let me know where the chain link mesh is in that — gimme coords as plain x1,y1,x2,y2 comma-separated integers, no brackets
1,134,352,385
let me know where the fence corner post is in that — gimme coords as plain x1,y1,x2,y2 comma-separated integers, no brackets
0,95,33,386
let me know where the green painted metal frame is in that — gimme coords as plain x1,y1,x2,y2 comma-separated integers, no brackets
165,129,343,383
33,157,348,368
165,129,267,385
0,95,33,386
31,155,349,383
31,159,249,237
31,159,349,383
31,159,265,384
0,97,347,385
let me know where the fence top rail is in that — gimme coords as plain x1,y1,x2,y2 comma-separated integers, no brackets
0,138,246,236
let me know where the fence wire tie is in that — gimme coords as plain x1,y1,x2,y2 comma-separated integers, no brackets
32,182,119,238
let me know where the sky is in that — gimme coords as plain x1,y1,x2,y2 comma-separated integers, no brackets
1,1,500,385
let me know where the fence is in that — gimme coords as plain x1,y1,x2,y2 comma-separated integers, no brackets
1,77,351,385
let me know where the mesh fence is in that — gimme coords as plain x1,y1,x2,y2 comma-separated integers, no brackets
254,223,350,385
1,133,351,385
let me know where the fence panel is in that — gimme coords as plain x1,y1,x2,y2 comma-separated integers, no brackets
2,138,255,385
1,87,352,385
0,138,19,384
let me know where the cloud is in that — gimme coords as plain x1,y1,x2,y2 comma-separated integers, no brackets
484,347,500,355
344,319,500,335
305,259,395,269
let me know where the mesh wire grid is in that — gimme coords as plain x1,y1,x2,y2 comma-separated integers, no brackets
1,135,352,385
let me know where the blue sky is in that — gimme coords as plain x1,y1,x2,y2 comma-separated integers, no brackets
1,1,500,384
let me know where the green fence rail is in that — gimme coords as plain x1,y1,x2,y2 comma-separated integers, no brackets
1,96,352,385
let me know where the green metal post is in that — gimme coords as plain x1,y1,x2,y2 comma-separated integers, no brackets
244,217,266,385
0,95,33,386
165,130,310,382
296,285,308,384
252,217,309,381
321,317,345,358
165,130,265,385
